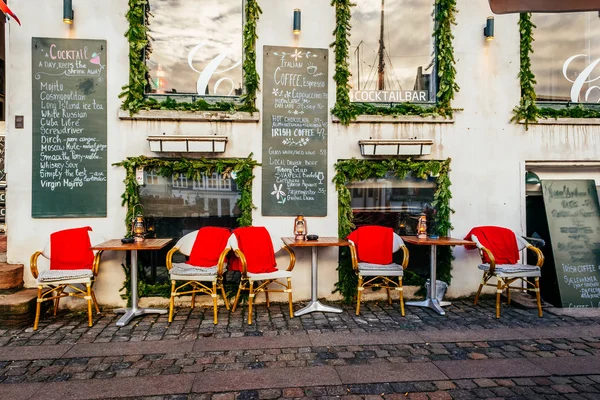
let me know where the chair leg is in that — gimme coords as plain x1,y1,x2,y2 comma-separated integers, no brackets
191,291,196,310
86,283,93,327
168,280,176,323
265,288,270,308
496,278,503,319
232,281,244,312
34,286,42,331
91,290,100,314
474,275,485,305
356,275,363,316
399,278,405,317
506,287,511,304
53,288,64,316
212,281,218,325
287,277,294,318
247,280,254,325
220,284,230,311
386,288,392,305
535,277,543,318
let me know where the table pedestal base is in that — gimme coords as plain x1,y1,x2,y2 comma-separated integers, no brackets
114,307,167,327
295,300,342,316
405,298,451,315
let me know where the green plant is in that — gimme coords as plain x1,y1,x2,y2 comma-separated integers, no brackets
511,13,538,129
119,0,261,114
334,158,454,303
330,0,459,124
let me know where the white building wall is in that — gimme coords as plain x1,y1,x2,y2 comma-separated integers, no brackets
5,0,600,308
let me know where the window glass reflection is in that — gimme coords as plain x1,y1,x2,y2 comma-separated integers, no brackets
146,0,243,96
531,12,600,103
350,0,435,102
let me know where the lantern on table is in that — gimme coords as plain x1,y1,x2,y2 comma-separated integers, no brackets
417,212,427,239
131,205,146,242
293,215,307,241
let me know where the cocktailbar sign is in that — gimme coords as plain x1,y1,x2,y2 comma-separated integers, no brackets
350,90,428,103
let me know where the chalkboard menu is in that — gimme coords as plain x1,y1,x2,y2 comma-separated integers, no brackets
541,180,600,307
262,46,328,216
32,38,107,218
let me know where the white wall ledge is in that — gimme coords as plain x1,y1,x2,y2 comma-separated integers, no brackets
332,115,454,124
520,118,600,126
118,109,260,122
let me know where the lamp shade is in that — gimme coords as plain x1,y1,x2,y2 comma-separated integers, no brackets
484,17,494,40
293,9,301,35
525,171,541,185
63,0,74,24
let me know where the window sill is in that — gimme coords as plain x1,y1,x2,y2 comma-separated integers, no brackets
332,115,454,124
117,109,259,123
519,118,600,126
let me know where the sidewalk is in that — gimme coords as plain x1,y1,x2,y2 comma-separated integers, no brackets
0,297,599,399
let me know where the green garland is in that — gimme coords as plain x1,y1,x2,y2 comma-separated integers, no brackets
119,0,261,114
113,155,259,303
330,0,459,125
334,158,454,303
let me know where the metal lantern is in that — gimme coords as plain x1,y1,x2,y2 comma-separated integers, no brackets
293,215,307,241
417,212,427,239
131,205,146,242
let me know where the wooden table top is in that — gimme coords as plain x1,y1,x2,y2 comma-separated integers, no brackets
400,236,474,246
281,237,350,248
91,238,173,251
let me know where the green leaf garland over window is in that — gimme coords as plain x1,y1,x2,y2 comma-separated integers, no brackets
119,0,261,114
330,0,459,125
334,158,454,303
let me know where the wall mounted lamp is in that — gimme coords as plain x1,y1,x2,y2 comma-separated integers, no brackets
63,0,74,24
293,9,301,35
484,16,494,41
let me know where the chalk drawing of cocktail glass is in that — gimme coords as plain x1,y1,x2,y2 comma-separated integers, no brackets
317,172,325,184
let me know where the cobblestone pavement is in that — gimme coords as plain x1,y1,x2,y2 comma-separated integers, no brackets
0,297,599,399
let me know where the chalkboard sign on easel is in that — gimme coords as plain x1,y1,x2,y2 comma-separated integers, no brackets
262,46,328,216
541,180,600,307
31,38,107,218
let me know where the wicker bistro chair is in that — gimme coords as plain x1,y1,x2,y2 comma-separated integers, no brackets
230,228,296,325
165,228,231,324
471,229,545,318
348,230,409,316
30,230,105,330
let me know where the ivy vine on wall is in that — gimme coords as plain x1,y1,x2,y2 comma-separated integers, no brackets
330,0,459,125
113,155,259,303
333,158,454,303
512,13,600,129
119,0,261,114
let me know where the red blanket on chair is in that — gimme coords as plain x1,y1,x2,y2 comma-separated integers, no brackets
347,225,394,265
50,227,94,270
188,227,231,267
464,226,519,264
230,227,277,273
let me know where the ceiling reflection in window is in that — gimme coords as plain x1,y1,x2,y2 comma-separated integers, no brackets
531,12,600,103
146,0,243,96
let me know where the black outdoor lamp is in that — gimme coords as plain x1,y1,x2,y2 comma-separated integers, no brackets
63,0,74,24
293,9,301,35
484,16,494,41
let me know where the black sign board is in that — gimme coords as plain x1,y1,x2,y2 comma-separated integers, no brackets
541,180,600,307
32,38,107,218
262,46,328,216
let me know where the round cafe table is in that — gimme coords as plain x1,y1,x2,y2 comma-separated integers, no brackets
400,236,474,315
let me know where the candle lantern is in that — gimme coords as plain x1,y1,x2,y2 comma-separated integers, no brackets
417,212,427,239
131,205,146,242
293,215,307,241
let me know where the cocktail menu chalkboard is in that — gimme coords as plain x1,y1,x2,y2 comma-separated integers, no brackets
32,38,107,217
262,46,328,216
541,180,600,307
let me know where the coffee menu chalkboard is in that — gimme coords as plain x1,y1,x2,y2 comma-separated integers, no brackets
541,180,600,307
32,38,107,217
262,46,328,216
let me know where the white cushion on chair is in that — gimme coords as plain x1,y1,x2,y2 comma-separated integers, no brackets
358,262,404,277
247,269,292,280
37,269,93,283
170,263,220,281
478,263,541,277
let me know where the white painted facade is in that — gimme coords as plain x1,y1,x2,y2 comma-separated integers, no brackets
4,0,600,309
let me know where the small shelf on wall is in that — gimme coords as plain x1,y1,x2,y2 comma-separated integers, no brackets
358,139,434,157
147,135,228,153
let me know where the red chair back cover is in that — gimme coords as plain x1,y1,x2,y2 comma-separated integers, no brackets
188,227,231,267
50,227,94,270
464,226,519,264
347,225,394,265
231,227,277,273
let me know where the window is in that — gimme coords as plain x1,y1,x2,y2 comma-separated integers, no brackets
350,0,435,103
172,176,188,188
531,12,600,103
146,0,244,96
